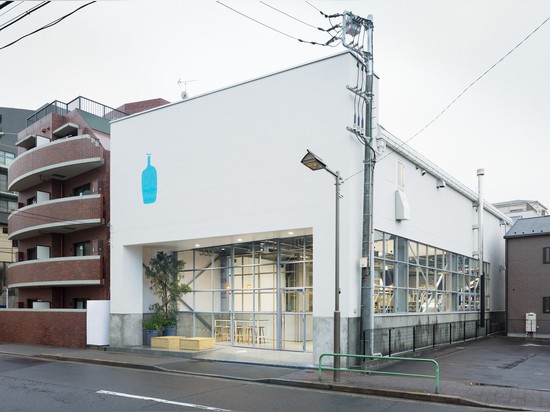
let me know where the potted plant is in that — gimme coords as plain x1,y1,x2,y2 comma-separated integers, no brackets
144,251,191,337
142,311,163,346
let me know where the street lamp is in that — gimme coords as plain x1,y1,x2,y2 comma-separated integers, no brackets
301,149,342,382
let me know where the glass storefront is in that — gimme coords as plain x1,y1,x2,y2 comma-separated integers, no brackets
178,235,313,352
373,230,486,314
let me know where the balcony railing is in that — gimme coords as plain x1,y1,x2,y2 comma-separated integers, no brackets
27,96,127,126
7,255,102,288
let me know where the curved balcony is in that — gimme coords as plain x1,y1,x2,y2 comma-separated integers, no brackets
8,135,104,192
8,194,103,240
7,255,102,288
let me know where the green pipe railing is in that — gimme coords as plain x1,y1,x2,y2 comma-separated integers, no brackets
318,353,440,394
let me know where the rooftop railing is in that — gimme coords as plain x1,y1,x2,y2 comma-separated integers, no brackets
26,96,127,126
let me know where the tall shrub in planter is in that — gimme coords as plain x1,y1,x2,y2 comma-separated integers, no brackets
143,251,191,337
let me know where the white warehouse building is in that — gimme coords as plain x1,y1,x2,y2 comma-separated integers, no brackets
109,52,510,364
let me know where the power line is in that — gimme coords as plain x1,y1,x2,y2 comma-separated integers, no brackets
217,1,298,41
0,1,95,51
305,1,343,20
217,1,342,47
343,14,550,183
0,1,14,11
0,1,49,32
377,15,550,163
0,1,21,19
259,1,343,47
260,1,334,32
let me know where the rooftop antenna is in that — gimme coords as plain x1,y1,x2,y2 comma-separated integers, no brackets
178,78,197,100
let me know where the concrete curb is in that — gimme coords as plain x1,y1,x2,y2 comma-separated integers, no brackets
261,379,529,411
35,353,160,372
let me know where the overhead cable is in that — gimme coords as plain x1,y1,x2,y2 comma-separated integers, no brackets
217,1,341,47
0,1,14,11
0,1,22,20
0,1,49,32
0,1,95,51
378,15,550,163
260,1,334,33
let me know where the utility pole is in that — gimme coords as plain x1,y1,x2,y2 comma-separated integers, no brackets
341,11,375,356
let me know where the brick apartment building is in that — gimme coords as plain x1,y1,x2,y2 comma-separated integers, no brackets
505,216,550,337
0,107,33,307
6,96,167,310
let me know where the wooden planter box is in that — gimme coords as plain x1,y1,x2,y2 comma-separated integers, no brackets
151,336,183,350
180,337,216,351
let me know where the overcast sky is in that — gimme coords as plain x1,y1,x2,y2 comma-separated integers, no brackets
1,0,549,207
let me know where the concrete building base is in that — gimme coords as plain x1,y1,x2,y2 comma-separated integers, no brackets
313,315,360,367
110,314,143,347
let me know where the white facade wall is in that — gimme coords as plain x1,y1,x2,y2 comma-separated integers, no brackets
109,51,509,352
110,53,366,349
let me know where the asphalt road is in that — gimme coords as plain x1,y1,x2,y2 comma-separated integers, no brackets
0,353,501,411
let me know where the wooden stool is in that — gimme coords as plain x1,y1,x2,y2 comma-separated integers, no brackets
257,326,266,343
214,321,230,341
235,324,245,342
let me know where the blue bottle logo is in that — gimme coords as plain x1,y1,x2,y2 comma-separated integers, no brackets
141,153,157,204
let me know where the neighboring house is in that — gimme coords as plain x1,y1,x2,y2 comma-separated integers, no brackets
109,51,511,364
494,200,548,222
0,107,34,307
504,216,550,337
6,96,168,311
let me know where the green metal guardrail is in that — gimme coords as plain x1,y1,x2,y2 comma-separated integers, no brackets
318,353,440,394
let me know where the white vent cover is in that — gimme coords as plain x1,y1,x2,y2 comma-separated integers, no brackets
395,189,411,221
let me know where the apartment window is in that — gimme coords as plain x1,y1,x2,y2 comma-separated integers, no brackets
544,247,550,264
73,183,91,196
0,200,16,213
0,150,14,166
0,173,7,192
74,241,91,256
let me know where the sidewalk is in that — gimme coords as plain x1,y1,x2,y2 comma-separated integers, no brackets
1,336,549,411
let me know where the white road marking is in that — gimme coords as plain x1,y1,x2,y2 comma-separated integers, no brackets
96,390,232,411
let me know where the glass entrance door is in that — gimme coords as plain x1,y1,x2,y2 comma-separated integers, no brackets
281,245,313,352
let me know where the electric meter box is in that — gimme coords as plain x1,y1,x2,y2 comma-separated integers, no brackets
526,312,537,332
